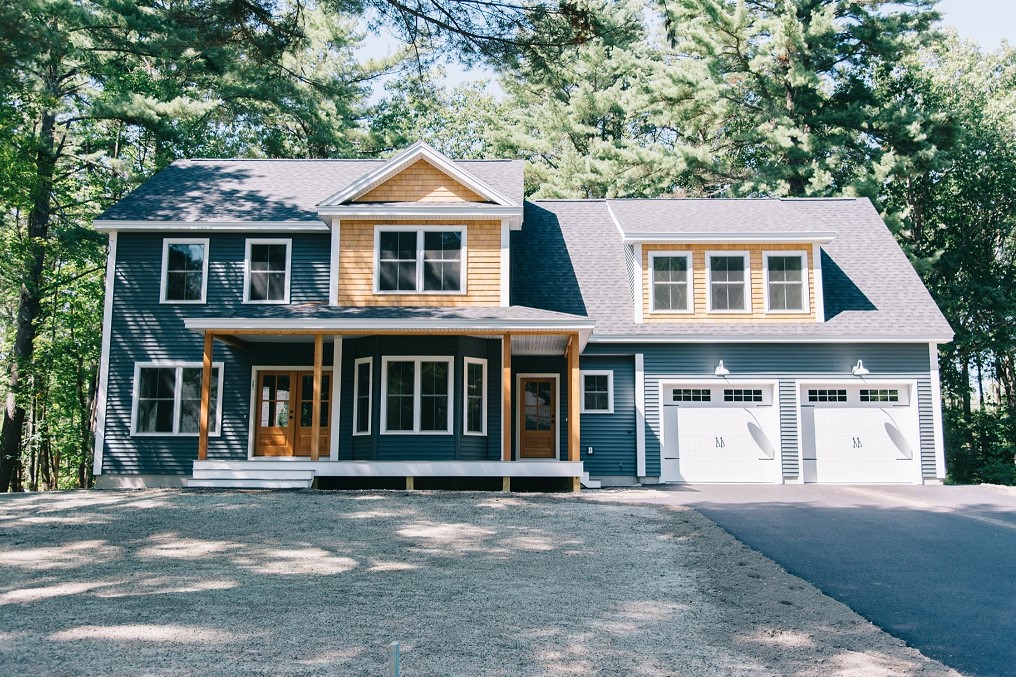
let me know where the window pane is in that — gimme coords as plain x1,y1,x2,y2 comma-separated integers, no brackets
138,400,174,433
249,272,269,301
466,362,484,434
422,232,462,291
178,367,219,434
386,361,414,431
420,361,449,431
355,362,371,433
423,260,461,291
423,231,461,260
165,244,206,301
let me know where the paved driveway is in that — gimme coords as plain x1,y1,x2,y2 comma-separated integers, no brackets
591,484,1016,677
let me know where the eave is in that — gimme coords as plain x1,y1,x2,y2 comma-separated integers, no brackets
92,220,328,233
316,203,524,229
620,231,836,244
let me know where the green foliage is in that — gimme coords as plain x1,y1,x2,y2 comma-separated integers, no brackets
944,406,1016,485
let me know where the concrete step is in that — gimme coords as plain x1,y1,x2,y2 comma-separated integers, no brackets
580,472,602,489
191,469,315,481
187,478,313,489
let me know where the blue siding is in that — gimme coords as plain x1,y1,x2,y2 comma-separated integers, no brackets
340,335,502,462
584,342,936,479
579,355,637,476
103,232,331,475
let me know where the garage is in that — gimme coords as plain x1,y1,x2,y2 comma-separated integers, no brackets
800,383,922,484
660,383,782,483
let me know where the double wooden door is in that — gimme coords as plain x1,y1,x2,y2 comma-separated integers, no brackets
254,370,331,457
520,377,556,459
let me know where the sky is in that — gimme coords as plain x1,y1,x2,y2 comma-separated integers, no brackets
359,0,1016,98
937,0,1016,49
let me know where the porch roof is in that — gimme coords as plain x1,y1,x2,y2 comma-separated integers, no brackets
182,304,595,348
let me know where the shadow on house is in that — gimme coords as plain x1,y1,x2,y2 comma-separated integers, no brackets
98,162,309,222
821,250,876,321
510,203,587,316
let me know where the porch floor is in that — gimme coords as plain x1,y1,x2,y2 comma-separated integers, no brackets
189,459,587,489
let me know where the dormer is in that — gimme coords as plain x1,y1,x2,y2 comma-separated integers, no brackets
317,143,524,308
606,199,838,324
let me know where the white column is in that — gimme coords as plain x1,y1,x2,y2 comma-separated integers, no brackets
92,231,118,477
330,337,343,460
635,352,646,478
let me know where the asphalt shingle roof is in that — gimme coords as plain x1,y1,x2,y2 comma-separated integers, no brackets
514,199,953,341
193,304,590,323
97,158,525,222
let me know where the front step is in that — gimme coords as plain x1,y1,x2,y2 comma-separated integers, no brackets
580,472,601,489
188,461,314,489
187,478,312,489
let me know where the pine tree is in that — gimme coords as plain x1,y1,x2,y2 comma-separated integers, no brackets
651,0,940,197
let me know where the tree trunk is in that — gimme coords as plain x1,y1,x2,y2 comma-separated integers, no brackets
0,106,57,492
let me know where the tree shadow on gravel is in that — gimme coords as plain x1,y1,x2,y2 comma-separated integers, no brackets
0,490,956,677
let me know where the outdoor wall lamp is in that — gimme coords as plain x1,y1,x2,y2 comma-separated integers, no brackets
714,360,730,377
851,360,870,376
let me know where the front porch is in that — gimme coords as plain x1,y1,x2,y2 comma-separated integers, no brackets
183,306,596,490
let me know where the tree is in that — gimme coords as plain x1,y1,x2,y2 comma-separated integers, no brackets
879,34,1016,484
650,0,940,197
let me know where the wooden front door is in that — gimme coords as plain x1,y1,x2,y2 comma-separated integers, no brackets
254,370,331,457
520,378,556,459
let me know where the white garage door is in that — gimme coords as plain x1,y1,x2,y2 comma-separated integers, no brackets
661,384,782,483
800,384,922,484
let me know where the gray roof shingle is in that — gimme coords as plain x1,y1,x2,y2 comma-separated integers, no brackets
514,198,953,341
97,158,525,222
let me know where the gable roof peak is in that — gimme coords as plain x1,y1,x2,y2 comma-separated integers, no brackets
317,141,518,208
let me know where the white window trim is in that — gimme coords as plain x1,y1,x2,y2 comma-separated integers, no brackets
243,238,292,304
380,356,454,434
648,251,694,313
763,251,810,314
130,361,224,437
463,357,488,436
580,370,615,414
352,356,373,436
706,251,752,313
160,238,210,304
373,225,468,295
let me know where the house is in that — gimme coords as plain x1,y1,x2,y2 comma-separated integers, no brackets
91,142,953,489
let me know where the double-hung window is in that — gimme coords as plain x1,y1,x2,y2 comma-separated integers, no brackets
580,371,614,413
353,357,373,435
650,253,692,312
161,239,209,303
132,363,223,436
708,253,750,312
765,253,807,312
245,239,291,303
381,357,453,433
376,227,465,293
463,357,487,435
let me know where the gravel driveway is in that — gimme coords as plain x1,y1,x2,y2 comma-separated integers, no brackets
0,490,956,677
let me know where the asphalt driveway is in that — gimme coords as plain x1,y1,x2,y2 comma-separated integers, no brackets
589,484,1016,677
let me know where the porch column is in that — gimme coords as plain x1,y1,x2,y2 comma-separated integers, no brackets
311,333,323,461
198,332,214,461
567,332,580,462
503,334,512,461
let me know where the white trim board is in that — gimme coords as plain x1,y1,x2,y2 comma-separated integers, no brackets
92,232,118,477
93,220,327,233
929,343,947,480
635,353,646,478
621,231,836,244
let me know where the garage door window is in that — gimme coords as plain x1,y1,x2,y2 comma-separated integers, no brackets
860,388,899,403
724,388,763,403
673,388,711,402
808,389,847,403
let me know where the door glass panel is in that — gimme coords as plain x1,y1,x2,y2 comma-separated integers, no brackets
260,374,291,427
524,382,553,431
